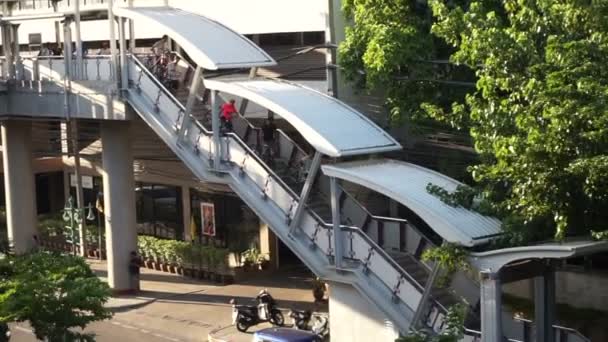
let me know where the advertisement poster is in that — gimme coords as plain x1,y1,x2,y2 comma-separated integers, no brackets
201,202,216,237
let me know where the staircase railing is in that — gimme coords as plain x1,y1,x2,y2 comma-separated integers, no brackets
13,55,114,82
127,54,446,333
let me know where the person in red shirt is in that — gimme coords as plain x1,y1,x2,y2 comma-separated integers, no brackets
220,99,237,132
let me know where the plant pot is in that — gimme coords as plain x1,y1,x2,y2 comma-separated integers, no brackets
145,260,154,269
161,263,169,272
153,261,162,271
169,265,177,274
176,266,184,275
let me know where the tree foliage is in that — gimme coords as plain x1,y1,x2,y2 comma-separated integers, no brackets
396,303,467,342
339,0,473,127
0,252,112,341
341,0,608,241
430,0,608,240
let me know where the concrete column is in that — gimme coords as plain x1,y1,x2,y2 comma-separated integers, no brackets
329,282,399,342
101,121,137,292
181,186,192,241
259,222,278,270
534,268,556,342
1,120,37,254
480,271,502,342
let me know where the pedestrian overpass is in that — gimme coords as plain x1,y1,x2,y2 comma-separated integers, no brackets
0,3,599,342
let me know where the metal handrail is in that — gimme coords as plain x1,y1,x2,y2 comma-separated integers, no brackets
513,317,591,342
131,54,301,202
130,54,449,331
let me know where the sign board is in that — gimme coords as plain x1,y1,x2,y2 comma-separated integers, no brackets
70,174,94,189
200,202,216,237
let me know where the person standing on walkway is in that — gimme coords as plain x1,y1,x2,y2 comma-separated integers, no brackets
262,117,277,166
220,99,237,133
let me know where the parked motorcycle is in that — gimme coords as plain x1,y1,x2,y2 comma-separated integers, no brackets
289,309,311,330
289,309,329,341
0,322,10,342
231,289,285,332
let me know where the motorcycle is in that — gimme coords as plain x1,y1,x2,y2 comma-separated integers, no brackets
0,322,10,342
289,309,329,341
231,289,285,332
289,309,311,330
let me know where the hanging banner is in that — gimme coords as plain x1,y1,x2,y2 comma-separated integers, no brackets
201,202,216,237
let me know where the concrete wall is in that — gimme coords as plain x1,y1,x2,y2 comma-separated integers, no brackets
504,270,608,313
329,282,399,342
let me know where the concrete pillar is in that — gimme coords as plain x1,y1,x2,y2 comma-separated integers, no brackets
330,177,344,268
12,24,20,80
181,186,192,241
480,271,502,342
101,121,137,292
534,268,556,342
329,282,399,342
1,120,37,254
259,222,278,270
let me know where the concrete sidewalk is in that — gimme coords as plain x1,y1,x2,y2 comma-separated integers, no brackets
88,260,326,341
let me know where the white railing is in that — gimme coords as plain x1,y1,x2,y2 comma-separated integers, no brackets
127,54,440,331
10,55,114,82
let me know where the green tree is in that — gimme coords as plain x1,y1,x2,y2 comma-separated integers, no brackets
341,0,608,242
396,303,466,342
429,0,608,240
0,252,112,341
339,0,473,127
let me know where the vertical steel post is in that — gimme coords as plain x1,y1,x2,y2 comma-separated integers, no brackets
0,24,9,79
108,0,119,86
410,263,441,330
178,66,203,142
73,0,83,80
330,177,344,268
118,16,128,93
64,20,87,257
535,266,556,342
288,151,323,233
325,0,338,98
480,270,502,342
11,24,20,80
211,90,221,168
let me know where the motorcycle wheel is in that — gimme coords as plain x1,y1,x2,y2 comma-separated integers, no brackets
270,309,285,326
236,316,249,333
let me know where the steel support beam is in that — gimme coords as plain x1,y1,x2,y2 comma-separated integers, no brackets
410,263,441,330
238,67,259,114
288,151,322,233
211,90,221,169
480,270,502,342
178,66,203,143
127,0,136,52
330,176,344,268
118,16,128,92
534,267,556,342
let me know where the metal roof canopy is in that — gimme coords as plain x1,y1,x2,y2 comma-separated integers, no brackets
322,159,502,247
114,6,276,70
469,239,608,272
204,79,402,157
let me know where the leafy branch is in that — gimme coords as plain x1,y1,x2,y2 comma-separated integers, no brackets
422,243,470,287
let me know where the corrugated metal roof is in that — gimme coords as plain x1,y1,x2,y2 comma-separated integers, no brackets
469,239,608,271
322,159,502,247
204,78,402,157
114,7,276,70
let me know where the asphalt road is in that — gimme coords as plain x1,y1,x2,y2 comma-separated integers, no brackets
9,320,189,342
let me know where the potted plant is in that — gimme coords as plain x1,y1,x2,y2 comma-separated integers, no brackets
241,248,260,272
